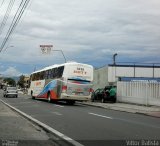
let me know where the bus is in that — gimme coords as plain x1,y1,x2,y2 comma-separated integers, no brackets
28,62,93,104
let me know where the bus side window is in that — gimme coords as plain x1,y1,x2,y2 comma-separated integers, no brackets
48,69,52,79
58,66,64,78
51,69,54,79
57,67,60,78
30,74,33,81
34,73,37,80
42,71,45,80
32,74,35,81
37,73,40,80
50,69,54,79
45,70,48,79
52,68,56,79
54,68,58,78
35,73,39,80
39,72,42,80
50,67,64,79
40,71,44,80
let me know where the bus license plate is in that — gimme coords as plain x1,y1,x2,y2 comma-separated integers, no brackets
75,92,83,95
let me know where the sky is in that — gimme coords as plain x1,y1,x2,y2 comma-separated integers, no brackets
0,0,160,77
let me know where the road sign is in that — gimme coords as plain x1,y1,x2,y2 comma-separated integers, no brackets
40,45,53,54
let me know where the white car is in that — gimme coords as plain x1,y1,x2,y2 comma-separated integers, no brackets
3,87,18,98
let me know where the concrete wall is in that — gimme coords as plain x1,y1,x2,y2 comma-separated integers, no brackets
93,64,160,90
93,66,109,90
108,65,160,82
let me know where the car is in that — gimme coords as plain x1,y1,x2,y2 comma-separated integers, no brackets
103,86,117,103
91,86,116,103
91,88,104,102
3,87,18,98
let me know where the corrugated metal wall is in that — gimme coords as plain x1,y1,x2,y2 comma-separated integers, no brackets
117,81,160,106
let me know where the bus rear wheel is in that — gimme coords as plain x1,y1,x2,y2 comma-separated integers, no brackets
47,92,52,103
66,100,75,105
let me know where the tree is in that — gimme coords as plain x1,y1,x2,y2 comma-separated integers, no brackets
17,75,25,88
3,78,16,86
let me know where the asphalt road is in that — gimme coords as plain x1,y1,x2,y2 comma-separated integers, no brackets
0,90,160,146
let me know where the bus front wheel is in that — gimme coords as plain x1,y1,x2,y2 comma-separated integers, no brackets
31,91,35,99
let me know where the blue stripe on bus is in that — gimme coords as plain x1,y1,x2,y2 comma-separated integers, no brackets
69,77,88,80
68,77,90,84
72,81,89,84
38,80,57,96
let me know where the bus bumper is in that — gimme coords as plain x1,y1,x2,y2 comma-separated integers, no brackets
60,93,91,101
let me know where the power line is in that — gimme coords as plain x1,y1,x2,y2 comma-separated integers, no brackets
0,0,5,8
0,0,27,49
3,0,34,48
0,0,31,52
0,0,15,35
1,0,24,48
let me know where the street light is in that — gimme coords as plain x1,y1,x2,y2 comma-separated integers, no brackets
52,49,67,63
113,53,118,65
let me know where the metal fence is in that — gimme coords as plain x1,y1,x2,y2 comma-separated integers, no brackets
117,81,160,106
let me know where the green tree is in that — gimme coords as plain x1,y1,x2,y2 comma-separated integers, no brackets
3,78,16,86
17,75,25,88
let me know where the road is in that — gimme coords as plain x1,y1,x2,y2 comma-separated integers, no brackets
0,90,160,146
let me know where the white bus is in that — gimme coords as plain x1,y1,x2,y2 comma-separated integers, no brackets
28,62,93,104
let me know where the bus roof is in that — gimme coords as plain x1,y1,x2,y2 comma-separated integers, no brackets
31,62,93,75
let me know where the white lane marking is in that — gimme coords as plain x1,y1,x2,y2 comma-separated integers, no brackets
0,99,84,146
89,113,160,129
89,112,113,119
51,111,62,116
54,104,64,108
10,101,32,104
115,118,160,129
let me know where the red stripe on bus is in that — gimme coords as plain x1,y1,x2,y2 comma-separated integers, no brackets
50,90,57,99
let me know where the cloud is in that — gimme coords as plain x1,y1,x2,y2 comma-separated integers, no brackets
0,67,22,77
0,0,160,74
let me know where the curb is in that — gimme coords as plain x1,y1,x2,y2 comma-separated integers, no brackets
0,99,84,146
79,102,137,113
79,102,160,118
